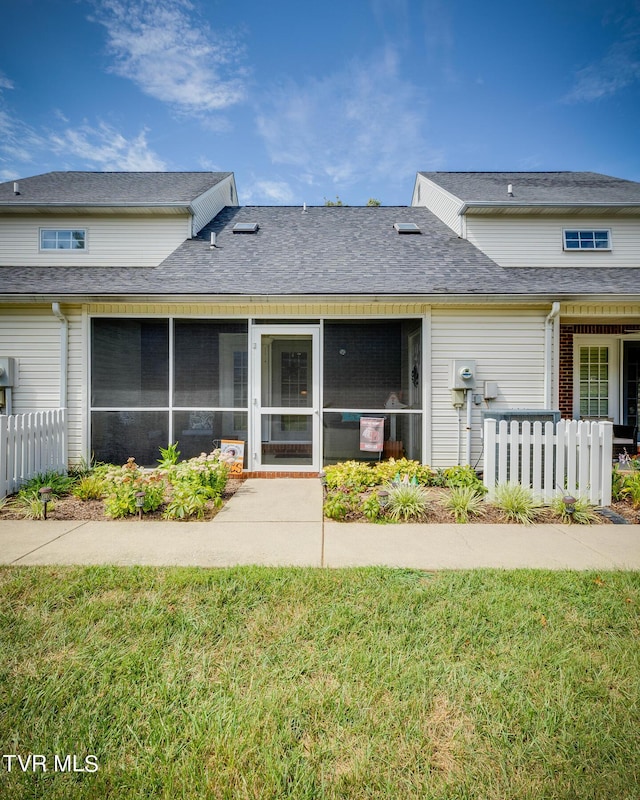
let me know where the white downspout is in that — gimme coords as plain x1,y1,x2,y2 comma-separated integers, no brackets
52,303,68,410
544,302,560,408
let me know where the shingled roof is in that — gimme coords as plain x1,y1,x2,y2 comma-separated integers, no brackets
419,171,640,206
1,203,639,299
0,171,232,206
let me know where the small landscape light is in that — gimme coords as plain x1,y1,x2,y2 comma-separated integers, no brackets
39,486,52,520
135,491,146,519
377,489,389,508
562,495,576,516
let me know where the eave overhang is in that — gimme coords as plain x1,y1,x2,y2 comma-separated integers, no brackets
459,202,640,217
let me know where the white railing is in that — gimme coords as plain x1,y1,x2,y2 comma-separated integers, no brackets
483,418,613,506
0,410,67,499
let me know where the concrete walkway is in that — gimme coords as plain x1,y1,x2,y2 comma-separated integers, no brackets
0,479,638,569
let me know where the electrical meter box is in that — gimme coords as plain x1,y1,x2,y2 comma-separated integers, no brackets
451,359,476,390
0,357,17,387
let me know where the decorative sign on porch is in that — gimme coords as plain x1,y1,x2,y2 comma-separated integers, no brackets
221,440,245,474
360,417,385,452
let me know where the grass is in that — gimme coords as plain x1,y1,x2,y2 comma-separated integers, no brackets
0,567,638,799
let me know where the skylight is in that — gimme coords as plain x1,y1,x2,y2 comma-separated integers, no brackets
394,222,421,234
232,222,259,233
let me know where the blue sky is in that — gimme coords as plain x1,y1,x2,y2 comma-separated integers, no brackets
1,0,639,205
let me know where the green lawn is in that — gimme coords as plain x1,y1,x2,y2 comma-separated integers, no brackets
1,567,638,799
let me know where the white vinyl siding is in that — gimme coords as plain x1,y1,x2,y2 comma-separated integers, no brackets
191,175,238,235
0,215,190,267
411,176,462,234
430,307,547,467
0,304,85,463
464,216,639,268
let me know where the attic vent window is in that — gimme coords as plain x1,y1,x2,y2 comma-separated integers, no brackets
394,222,421,234
232,222,259,234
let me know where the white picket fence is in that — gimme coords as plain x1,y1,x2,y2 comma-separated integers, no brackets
0,410,67,499
483,418,613,506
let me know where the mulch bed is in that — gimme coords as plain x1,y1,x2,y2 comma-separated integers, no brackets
1,478,638,524
0,478,246,522
334,486,639,525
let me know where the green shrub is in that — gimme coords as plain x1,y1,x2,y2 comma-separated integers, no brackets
611,465,626,501
72,474,107,501
437,465,486,492
102,459,165,519
13,490,51,520
324,461,378,491
620,471,640,509
163,484,219,520
443,485,487,523
373,458,436,486
550,494,600,525
157,441,180,469
360,492,382,521
491,483,543,525
18,470,74,499
386,482,430,521
168,451,230,496
323,489,359,520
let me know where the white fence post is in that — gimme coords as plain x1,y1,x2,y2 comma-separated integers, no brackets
0,410,68,499
483,417,613,507
483,418,497,500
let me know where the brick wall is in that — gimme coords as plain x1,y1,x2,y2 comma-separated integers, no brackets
559,324,640,418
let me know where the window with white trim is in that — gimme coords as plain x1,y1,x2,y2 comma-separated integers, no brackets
563,230,610,250
40,229,86,250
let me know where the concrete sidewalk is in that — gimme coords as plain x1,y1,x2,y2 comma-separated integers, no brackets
0,479,638,569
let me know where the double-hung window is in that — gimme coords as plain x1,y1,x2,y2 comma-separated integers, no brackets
563,230,610,250
40,229,86,250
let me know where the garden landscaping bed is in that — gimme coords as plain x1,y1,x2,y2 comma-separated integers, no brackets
321,459,640,525
324,485,639,525
0,478,245,522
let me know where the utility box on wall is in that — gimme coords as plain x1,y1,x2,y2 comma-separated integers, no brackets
0,357,16,387
450,359,477,390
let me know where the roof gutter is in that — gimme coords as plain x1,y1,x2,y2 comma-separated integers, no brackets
544,302,561,408
459,201,640,214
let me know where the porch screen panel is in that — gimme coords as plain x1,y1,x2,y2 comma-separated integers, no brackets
91,319,169,407
173,411,247,462
174,321,248,407
92,411,168,466
324,322,402,408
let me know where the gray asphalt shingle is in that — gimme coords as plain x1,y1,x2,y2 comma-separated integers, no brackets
1,203,639,297
419,171,640,205
0,171,231,205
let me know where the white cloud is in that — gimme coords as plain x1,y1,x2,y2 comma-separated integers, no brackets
242,179,295,205
90,0,247,114
255,48,435,192
0,108,45,176
563,15,640,103
49,122,167,170
0,71,14,92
